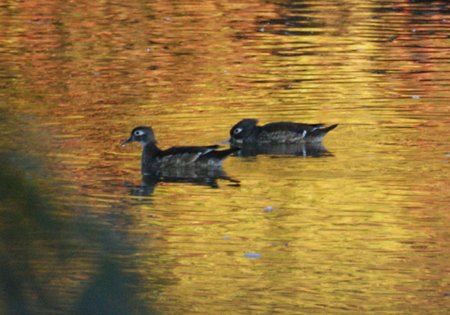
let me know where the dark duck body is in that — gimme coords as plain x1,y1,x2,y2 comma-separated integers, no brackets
230,119,338,145
123,126,238,175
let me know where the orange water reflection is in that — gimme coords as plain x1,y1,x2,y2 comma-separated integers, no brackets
1,0,449,313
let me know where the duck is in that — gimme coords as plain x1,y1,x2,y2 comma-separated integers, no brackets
122,126,239,175
229,119,337,145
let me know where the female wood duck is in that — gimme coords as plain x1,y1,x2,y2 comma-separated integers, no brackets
122,126,238,175
229,119,337,145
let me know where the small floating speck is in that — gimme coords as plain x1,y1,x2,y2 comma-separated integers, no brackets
262,206,273,213
259,27,265,32
411,95,421,99
223,235,231,241
387,35,398,42
244,252,261,259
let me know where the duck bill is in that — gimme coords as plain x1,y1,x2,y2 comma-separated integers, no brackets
121,137,133,147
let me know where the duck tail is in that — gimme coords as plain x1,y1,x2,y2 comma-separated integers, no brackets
308,124,338,141
320,124,338,134
214,146,240,160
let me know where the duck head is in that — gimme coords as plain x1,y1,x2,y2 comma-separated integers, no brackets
122,126,156,146
229,119,258,144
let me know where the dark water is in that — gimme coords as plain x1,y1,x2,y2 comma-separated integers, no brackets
1,0,449,314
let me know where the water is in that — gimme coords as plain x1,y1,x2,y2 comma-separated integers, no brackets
1,0,449,314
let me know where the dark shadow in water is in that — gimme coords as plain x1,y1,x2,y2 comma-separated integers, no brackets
233,142,332,158
0,150,158,315
127,168,240,197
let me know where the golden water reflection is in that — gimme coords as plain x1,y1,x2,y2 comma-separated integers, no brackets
1,0,449,314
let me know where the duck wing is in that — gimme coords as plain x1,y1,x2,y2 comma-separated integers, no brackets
262,122,325,133
162,145,220,156
158,145,227,165
260,122,337,143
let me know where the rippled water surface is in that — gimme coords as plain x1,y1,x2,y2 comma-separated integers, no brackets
1,0,449,314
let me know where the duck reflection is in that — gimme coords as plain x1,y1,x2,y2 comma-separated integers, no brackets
233,142,332,158
127,168,239,196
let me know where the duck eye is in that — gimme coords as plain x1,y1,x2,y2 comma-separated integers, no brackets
134,130,145,136
234,128,243,134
